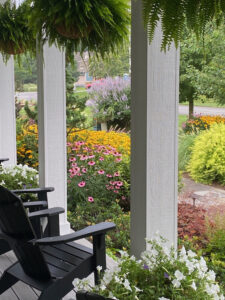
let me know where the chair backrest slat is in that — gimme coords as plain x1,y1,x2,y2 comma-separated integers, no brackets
0,186,51,280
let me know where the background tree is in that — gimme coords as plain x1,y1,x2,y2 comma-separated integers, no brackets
180,22,225,118
14,55,37,91
66,60,87,132
89,43,130,78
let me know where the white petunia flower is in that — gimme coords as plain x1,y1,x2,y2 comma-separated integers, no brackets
96,265,102,272
172,279,181,288
207,270,216,282
174,270,185,281
191,282,197,291
123,279,132,291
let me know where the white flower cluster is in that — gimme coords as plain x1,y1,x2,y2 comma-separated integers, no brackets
0,164,38,186
73,235,225,300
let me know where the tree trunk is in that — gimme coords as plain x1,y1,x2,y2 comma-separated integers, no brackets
189,98,194,119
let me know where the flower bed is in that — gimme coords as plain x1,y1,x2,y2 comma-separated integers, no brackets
68,129,130,156
182,115,225,134
75,236,225,300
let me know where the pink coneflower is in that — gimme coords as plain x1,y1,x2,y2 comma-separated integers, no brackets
69,157,76,162
78,181,86,188
67,142,72,146
98,170,105,175
114,190,119,194
115,158,122,162
116,181,123,187
88,196,94,203
80,155,88,161
72,146,79,151
88,155,95,159
114,172,120,177
115,186,120,189
99,157,104,161
103,151,109,155
74,167,80,172
106,174,113,178
72,163,77,167
88,161,96,166
82,168,87,173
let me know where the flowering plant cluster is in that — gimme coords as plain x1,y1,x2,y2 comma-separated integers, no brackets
74,236,224,300
86,77,131,130
17,123,39,169
68,129,130,156
182,114,225,134
0,164,38,190
67,140,130,210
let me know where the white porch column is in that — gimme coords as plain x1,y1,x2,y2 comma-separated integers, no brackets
0,55,16,165
131,0,179,257
37,44,70,234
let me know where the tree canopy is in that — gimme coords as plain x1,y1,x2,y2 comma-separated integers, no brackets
180,21,225,116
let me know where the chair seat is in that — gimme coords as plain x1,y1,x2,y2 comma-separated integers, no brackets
7,242,94,291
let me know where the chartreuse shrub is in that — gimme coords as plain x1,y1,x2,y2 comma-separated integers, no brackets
188,123,225,185
74,235,225,300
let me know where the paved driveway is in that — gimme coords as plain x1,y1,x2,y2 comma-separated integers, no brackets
179,105,225,116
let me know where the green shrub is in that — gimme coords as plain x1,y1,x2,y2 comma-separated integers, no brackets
68,200,130,252
188,123,225,185
178,133,197,171
23,83,37,92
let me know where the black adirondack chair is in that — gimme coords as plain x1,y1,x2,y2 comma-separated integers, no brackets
0,187,56,255
0,158,9,164
77,291,113,300
0,186,116,300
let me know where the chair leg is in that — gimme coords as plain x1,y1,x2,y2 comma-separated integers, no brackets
0,271,18,294
0,239,11,255
93,234,106,285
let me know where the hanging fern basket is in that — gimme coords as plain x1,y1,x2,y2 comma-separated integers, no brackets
0,41,24,55
0,0,36,59
54,23,93,40
30,0,130,58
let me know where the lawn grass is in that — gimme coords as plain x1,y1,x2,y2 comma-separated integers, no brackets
178,115,187,131
180,99,225,108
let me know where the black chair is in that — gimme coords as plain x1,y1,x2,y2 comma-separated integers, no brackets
0,158,9,164
0,186,115,300
0,187,56,255
77,291,112,300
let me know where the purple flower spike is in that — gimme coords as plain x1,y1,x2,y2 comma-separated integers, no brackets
143,264,149,270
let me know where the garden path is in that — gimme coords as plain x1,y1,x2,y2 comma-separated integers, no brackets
179,174,225,211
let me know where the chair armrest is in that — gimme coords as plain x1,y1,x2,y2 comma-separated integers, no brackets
28,207,65,219
33,222,116,245
23,201,48,209
11,187,54,194
0,158,9,163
